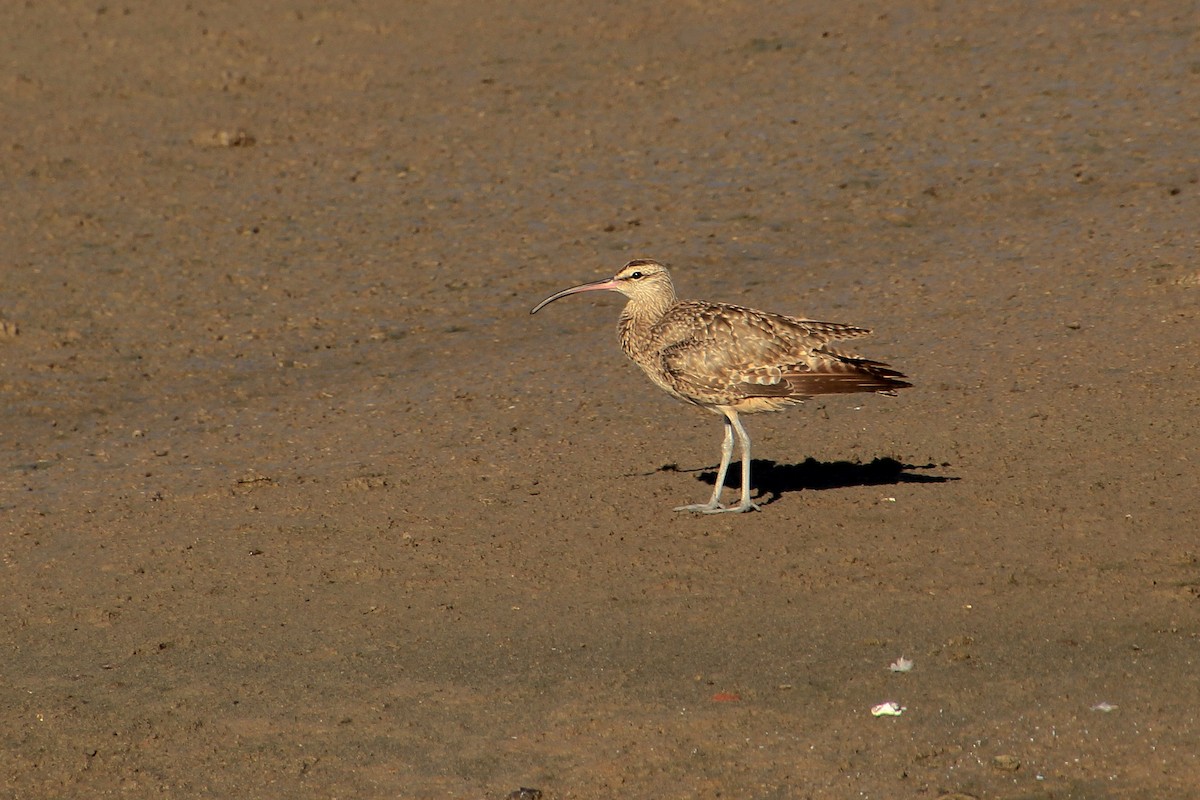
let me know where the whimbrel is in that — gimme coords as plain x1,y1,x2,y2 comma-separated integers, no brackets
530,259,911,513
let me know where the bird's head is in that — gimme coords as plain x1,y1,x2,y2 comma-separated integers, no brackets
530,259,676,314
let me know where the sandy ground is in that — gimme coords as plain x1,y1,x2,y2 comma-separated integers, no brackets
2,1,1199,798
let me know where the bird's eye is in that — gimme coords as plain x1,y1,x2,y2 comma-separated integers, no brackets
629,271,644,280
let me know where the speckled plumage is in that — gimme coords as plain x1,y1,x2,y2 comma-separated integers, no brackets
531,259,911,513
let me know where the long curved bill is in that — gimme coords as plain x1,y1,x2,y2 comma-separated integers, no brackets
530,277,620,314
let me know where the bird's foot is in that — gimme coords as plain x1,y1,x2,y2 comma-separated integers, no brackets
674,502,723,513
718,501,760,514
674,501,760,514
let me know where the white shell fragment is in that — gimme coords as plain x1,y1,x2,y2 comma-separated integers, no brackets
871,701,905,717
1091,702,1118,712
888,656,914,673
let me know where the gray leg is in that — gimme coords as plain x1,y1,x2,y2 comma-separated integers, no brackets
674,416,734,512
690,410,759,513
725,413,760,513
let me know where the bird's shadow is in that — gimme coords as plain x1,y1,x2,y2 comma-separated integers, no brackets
658,457,956,507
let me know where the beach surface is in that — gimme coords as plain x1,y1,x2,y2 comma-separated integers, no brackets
3,2,1198,797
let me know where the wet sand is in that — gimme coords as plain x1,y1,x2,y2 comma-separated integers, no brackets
3,2,1198,797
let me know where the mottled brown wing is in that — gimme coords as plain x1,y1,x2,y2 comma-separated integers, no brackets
665,301,871,342
657,302,908,404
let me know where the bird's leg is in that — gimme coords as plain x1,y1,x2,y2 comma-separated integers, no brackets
674,417,734,513
682,411,760,514
725,413,761,513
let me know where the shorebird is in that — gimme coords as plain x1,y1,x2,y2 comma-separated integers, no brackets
530,259,911,513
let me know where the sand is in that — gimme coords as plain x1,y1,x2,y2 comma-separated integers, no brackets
2,2,1198,797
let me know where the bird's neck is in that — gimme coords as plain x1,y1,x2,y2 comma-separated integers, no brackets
618,289,676,361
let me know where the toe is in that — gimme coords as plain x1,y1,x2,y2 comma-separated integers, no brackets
674,502,723,513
